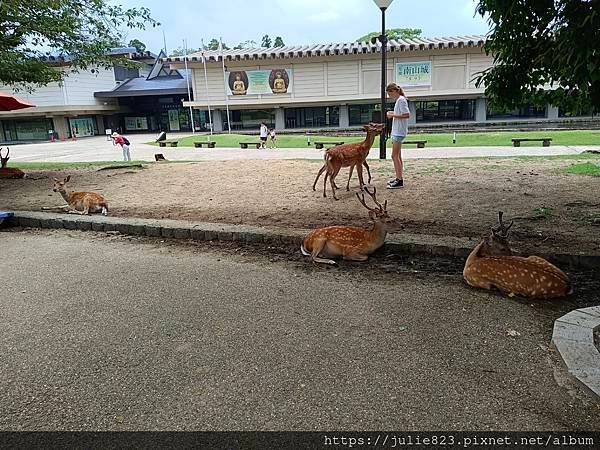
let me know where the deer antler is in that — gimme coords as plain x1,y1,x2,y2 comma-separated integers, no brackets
492,211,514,237
364,186,384,209
356,192,376,211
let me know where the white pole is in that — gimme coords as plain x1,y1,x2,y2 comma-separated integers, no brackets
201,38,213,137
220,37,232,134
183,39,195,134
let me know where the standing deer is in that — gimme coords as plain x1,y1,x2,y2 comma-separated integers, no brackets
49,176,109,215
301,187,390,264
0,148,25,179
312,122,385,200
463,211,571,299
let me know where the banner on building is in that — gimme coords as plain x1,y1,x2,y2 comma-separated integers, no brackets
124,117,148,131
168,110,180,131
226,69,293,96
395,61,432,87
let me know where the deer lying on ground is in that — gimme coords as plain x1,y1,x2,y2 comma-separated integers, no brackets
48,176,109,215
301,187,390,264
0,148,25,179
312,122,385,200
463,211,570,299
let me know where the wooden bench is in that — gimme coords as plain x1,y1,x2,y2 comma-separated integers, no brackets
158,140,179,148
403,140,427,148
512,138,552,147
239,142,262,149
154,153,167,161
314,141,344,149
194,141,216,148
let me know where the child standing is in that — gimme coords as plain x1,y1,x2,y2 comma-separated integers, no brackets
385,83,410,189
269,128,277,148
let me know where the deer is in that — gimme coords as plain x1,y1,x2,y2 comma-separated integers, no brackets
301,187,391,265
0,148,25,179
48,176,109,215
463,211,571,299
312,122,385,200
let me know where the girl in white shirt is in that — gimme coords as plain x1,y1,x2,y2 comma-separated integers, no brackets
385,82,410,189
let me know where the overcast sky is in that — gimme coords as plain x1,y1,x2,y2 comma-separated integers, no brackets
118,0,490,53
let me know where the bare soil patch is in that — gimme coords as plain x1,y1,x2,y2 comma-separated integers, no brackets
1,157,599,256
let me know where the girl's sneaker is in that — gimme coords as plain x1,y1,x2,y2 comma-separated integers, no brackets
387,178,404,189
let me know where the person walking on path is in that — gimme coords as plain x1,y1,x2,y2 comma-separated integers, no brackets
385,83,410,189
112,132,131,161
259,122,268,149
269,128,277,149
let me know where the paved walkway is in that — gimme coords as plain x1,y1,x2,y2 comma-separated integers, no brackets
6,134,599,162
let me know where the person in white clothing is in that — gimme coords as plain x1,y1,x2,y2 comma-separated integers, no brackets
269,128,277,148
259,122,268,149
385,82,410,189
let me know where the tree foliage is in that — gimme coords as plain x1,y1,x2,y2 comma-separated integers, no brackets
0,0,159,87
128,39,146,54
261,34,272,48
476,0,600,114
357,28,422,43
233,40,258,50
273,36,285,47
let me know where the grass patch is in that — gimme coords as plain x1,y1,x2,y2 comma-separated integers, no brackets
533,207,554,219
563,162,600,177
153,130,600,149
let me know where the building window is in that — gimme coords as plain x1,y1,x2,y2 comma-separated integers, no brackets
114,65,140,82
1,118,55,141
486,102,546,119
284,106,339,129
225,109,275,130
416,100,475,122
349,103,394,126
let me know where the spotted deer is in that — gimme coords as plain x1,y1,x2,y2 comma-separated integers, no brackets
50,176,109,215
0,147,25,179
463,212,571,299
312,122,384,200
301,187,390,264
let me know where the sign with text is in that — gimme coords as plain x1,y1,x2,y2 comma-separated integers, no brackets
396,61,432,87
226,69,293,96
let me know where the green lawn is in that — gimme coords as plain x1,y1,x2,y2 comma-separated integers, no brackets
563,162,600,176
155,130,600,148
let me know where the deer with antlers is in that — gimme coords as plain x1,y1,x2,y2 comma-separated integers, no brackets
48,176,109,215
0,148,25,179
301,187,390,264
312,122,384,200
463,212,571,299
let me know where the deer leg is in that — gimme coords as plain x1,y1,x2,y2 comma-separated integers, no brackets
42,205,69,211
323,172,328,198
313,164,326,191
346,165,354,191
356,163,366,191
330,170,340,200
311,239,337,265
364,161,371,185
343,253,369,262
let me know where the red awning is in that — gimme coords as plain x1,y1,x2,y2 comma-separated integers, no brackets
0,92,35,111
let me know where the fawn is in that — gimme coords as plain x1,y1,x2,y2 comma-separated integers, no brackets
301,187,391,264
463,212,570,299
312,122,384,200
0,147,25,179
50,176,109,215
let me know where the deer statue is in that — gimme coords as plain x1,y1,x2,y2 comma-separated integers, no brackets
49,176,109,215
0,148,25,179
463,211,571,299
312,122,385,200
301,187,391,264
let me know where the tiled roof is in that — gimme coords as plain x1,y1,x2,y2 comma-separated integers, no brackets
164,35,487,63
94,73,190,98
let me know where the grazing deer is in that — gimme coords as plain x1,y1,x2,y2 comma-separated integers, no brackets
50,176,109,215
301,187,390,264
463,211,571,299
312,122,384,200
0,147,25,179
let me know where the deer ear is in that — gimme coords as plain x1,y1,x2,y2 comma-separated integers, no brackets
65,175,71,182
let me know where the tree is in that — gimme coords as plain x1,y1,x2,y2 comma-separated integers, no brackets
0,0,159,88
273,36,285,47
128,39,146,54
261,34,272,48
357,28,422,43
476,0,599,114
170,47,202,57
206,39,220,51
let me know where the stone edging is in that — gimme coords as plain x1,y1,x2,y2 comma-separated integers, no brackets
552,307,600,398
3,211,600,270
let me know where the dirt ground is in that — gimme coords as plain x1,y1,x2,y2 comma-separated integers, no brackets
1,157,599,255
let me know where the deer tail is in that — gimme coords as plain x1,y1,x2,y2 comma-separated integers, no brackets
300,242,311,256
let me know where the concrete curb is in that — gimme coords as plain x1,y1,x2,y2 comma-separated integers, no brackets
3,210,600,270
552,307,600,398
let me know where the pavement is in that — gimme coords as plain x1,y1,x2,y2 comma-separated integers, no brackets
1,228,599,431
6,134,599,162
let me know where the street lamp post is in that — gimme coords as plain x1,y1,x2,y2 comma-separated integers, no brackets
372,0,394,159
